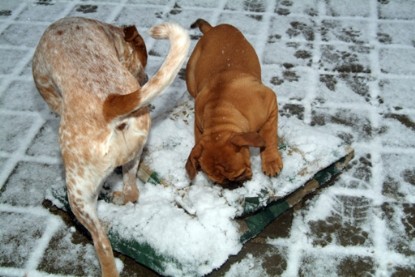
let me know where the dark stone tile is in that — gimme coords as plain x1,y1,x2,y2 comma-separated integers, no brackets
0,212,46,267
378,0,415,20
0,162,64,206
0,49,28,75
37,224,101,276
380,48,415,75
379,78,415,111
0,80,48,112
382,202,415,256
0,113,37,153
280,103,304,120
299,253,375,276
67,4,115,21
311,107,373,144
337,256,375,277
318,73,374,103
26,118,60,158
209,241,287,276
0,23,46,47
382,153,415,201
325,0,370,17
378,22,415,46
379,114,415,148
16,2,70,22
319,44,371,74
307,195,373,247
259,209,294,239
321,19,369,44
274,0,319,16
264,41,313,66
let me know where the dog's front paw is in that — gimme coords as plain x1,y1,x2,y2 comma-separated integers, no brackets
262,152,283,177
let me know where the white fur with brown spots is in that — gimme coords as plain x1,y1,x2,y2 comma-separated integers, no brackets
32,17,189,277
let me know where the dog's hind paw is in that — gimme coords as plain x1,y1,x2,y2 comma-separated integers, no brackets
111,191,125,205
111,190,139,205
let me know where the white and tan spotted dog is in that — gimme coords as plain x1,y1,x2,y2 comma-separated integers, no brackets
32,17,189,277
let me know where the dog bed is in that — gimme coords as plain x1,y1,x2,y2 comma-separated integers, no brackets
46,99,353,277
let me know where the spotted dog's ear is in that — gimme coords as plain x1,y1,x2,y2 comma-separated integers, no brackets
123,25,147,67
123,26,137,41
185,143,203,180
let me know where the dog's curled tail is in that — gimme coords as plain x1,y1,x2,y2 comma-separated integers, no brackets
103,22,190,122
190,18,212,34
139,22,190,105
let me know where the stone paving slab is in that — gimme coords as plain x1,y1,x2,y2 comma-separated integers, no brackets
0,0,414,276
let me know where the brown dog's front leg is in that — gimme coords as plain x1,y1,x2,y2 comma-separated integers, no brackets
259,105,283,176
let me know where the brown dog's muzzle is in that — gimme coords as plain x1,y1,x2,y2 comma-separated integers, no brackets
233,168,252,182
218,167,252,189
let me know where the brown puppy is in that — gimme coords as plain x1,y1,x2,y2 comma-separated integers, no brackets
185,19,283,186
32,17,189,277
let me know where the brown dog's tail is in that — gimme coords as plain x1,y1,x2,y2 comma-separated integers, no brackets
103,22,190,122
190,18,212,34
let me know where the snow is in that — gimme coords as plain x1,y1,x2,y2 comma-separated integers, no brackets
1,0,415,276
96,179,243,276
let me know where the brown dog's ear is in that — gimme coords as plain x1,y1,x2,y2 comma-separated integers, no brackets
185,144,203,180
230,132,265,148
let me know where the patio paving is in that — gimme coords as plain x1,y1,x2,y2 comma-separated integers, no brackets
0,0,414,276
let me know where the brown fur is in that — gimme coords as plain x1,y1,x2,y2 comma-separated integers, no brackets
185,19,283,186
32,17,189,277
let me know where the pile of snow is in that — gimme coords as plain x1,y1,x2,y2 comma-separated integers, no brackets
47,95,350,276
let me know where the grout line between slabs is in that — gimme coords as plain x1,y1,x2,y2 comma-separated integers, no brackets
301,1,325,126
253,0,275,63
24,216,62,272
368,1,391,275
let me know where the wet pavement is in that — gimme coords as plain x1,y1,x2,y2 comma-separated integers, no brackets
1,0,415,276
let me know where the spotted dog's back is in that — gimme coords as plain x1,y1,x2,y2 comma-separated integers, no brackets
32,17,189,277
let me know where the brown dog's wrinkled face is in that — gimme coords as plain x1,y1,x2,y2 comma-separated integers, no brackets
200,139,252,185
186,132,265,186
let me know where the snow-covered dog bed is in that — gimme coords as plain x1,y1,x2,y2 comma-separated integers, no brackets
47,99,353,276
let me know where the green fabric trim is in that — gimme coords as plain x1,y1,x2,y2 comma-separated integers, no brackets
49,188,174,274
109,232,175,274
238,150,354,243
240,200,290,242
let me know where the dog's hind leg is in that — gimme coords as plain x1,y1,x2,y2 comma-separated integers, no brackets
121,156,140,204
66,173,118,277
32,55,63,115
112,116,149,205
32,74,63,115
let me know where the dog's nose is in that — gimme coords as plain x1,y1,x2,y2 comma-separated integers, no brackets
221,179,244,190
234,168,252,182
